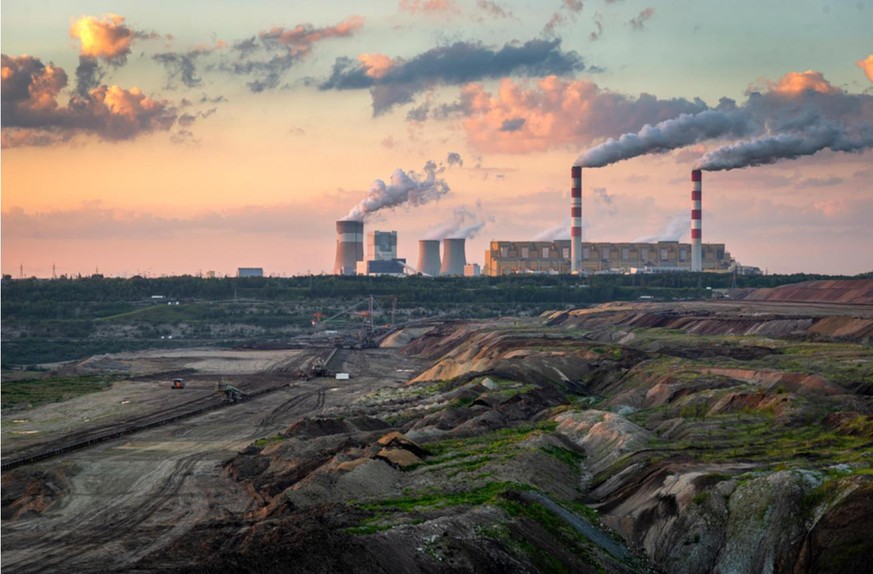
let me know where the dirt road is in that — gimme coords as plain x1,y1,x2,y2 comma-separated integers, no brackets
1,347,422,573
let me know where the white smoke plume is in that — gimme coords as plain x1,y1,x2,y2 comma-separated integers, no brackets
345,159,454,221
633,212,688,243
577,109,752,167
533,218,571,241
575,71,873,170
697,121,873,171
424,201,490,239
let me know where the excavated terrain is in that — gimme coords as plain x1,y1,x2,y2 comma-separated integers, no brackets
2,279,872,573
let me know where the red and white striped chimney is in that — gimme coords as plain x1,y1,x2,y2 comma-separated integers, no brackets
571,165,582,273
691,169,702,272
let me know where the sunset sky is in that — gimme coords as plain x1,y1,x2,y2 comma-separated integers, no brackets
2,0,872,278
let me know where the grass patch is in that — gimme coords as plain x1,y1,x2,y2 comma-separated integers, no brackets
253,434,285,448
424,421,559,459
540,445,584,467
1,375,117,411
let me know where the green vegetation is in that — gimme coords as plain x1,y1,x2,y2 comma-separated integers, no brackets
1,375,116,411
424,421,558,459
540,444,585,467
253,434,285,448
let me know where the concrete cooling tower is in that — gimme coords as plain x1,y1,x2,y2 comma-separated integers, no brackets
333,220,364,275
440,238,467,276
417,240,441,276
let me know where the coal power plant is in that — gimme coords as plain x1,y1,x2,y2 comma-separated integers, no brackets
332,165,753,277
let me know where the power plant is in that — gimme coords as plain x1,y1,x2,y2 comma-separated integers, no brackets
331,165,754,277
333,220,364,276
440,238,467,276
417,240,441,276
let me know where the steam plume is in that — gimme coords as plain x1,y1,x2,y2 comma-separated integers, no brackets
575,70,873,170
697,122,873,171
577,109,751,167
424,202,489,239
345,160,453,221
633,212,688,243
533,218,571,241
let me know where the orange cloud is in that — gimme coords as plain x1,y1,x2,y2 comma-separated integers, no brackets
857,55,873,83
259,16,364,57
2,54,179,147
459,76,707,153
1,54,67,113
70,14,135,62
399,0,458,13
766,70,840,97
358,53,394,79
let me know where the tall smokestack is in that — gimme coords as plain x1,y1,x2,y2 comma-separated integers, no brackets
691,169,702,272
417,240,441,276
571,166,582,273
440,238,467,276
333,220,364,275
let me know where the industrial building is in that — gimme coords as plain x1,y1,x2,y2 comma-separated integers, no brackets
357,230,406,276
368,231,397,261
484,240,732,276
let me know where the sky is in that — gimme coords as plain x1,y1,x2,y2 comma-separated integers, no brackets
2,0,872,278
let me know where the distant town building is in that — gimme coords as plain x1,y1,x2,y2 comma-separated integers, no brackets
237,267,264,277
484,240,734,276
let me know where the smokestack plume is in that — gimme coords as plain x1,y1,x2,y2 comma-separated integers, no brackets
417,240,441,276
571,166,582,273
344,159,455,221
691,169,702,272
440,238,467,276
696,122,873,171
333,220,364,275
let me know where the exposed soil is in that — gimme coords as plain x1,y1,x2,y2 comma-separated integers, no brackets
2,279,872,573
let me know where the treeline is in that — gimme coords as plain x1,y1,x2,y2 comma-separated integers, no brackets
2,271,855,308
1,272,861,368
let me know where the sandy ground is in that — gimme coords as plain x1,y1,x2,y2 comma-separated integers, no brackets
1,346,426,573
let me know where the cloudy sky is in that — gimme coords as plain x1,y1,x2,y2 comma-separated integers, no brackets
2,0,871,277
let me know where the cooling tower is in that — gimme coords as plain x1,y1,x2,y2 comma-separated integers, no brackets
417,240,441,276
440,238,467,276
691,169,702,272
571,165,582,273
333,220,364,275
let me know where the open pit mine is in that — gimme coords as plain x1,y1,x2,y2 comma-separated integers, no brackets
3,279,873,573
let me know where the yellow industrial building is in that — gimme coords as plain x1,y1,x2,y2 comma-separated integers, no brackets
484,240,732,276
